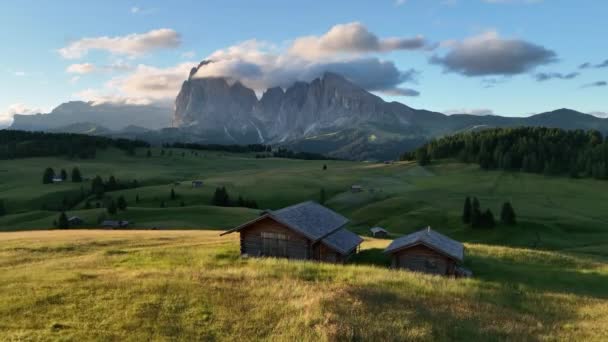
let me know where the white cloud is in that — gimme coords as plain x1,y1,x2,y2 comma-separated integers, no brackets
66,63,96,74
14,71,26,77
289,22,430,59
130,6,140,13
58,28,181,59
192,23,425,97
75,62,195,104
443,108,495,116
0,103,44,127
590,111,608,118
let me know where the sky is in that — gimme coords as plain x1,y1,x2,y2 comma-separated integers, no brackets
1,0,607,126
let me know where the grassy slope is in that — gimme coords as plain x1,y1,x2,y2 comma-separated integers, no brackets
0,230,606,341
1,148,608,339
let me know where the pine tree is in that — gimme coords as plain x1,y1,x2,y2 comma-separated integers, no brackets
91,176,104,198
180,201,185,207
160,200,166,208
471,197,481,228
107,200,117,215
85,200,92,209
462,197,472,224
146,149,152,158
117,196,127,211
323,164,327,171
60,169,68,181
71,167,82,182
135,194,140,204
500,202,517,225
170,188,176,200
0,199,6,217
43,167,55,184
57,211,69,229
416,148,431,166
107,176,118,191
320,188,326,204
482,209,496,229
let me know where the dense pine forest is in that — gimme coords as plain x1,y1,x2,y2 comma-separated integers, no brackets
0,130,149,159
404,127,608,179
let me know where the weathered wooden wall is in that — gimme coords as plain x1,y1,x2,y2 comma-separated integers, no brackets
390,244,455,275
239,218,310,260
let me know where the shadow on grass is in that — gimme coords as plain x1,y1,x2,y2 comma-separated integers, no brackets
350,248,391,267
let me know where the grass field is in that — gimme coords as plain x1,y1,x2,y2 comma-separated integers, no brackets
0,230,606,341
1,148,608,340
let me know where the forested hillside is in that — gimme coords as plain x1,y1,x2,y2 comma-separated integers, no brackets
405,127,608,179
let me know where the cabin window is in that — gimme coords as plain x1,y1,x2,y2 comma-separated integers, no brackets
261,232,288,257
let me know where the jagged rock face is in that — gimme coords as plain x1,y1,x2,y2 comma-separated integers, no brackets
174,69,417,143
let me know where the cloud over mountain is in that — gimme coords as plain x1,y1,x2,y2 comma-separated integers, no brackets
534,71,579,82
191,23,425,97
59,29,181,59
430,31,556,76
0,103,44,127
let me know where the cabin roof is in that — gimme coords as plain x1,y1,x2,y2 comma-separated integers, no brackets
322,228,363,255
222,201,361,255
270,201,349,241
384,227,464,262
370,227,388,234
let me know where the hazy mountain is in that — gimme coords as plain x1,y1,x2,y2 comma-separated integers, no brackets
10,101,172,132
174,69,608,159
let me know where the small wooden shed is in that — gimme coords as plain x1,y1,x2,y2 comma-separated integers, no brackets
221,201,363,263
370,227,389,238
351,185,363,193
192,180,204,188
384,227,464,276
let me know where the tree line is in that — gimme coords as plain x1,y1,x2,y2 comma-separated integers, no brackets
403,127,608,179
211,186,259,209
462,197,516,229
0,130,149,159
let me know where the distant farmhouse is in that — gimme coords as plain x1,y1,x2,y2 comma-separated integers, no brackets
370,227,389,238
52,176,64,183
351,185,363,193
384,227,467,276
192,180,204,188
222,201,362,263
68,216,83,226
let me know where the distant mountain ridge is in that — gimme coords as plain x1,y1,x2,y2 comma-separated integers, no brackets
7,66,608,160
10,101,172,132
173,64,608,159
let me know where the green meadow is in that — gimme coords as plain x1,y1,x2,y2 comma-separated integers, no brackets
1,148,608,340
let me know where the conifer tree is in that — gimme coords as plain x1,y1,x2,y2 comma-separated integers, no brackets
117,196,127,211
60,169,68,181
462,197,472,224
0,199,6,217
471,197,481,228
57,211,69,229
43,167,55,184
71,167,82,182
107,200,117,215
500,202,517,225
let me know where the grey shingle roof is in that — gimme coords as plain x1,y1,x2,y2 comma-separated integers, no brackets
370,227,388,234
384,227,464,261
271,201,349,241
322,228,364,255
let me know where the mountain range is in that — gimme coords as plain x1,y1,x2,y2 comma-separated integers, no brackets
8,65,608,160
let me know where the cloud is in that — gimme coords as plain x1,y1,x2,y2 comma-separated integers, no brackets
443,108,495,115
58,28,181,59
76,62,195,104
430,31,557,76
66,63,96,74
288,22,431,59
194,32,421,97
394,0,407,6
534,71,579,82
580,59,608,69
582,81,607,88
589,111,608,118
0,103,44,127
14,71,26,77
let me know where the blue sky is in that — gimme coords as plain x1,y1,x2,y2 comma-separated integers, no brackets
1,0,607,126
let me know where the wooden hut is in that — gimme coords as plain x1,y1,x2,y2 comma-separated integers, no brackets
370,227,389,238
192,180,204,188
221,201,362,263
384,227,464,276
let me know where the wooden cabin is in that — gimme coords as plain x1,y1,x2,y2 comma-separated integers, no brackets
384,227,464,276
370,227,389,238
351,185,363,193
192,180,204,188
221,201,363,263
